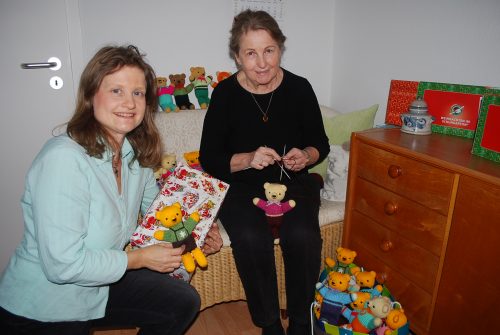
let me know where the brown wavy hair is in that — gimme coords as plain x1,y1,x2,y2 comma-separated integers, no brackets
229,9,287,68
67,45,161,168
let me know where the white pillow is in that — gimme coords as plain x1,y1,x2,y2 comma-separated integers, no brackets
320,144,350,202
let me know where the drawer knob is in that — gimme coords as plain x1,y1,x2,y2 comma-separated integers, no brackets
380,240,393,252
384,202,398,215
388,165,402,178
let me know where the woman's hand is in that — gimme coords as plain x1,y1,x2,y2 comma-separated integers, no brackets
282,147,313,172
202,223,223,255
248,146,281,170
127,243,185,273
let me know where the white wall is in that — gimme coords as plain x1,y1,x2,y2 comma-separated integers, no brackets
77,0,335,108
330,0,500,125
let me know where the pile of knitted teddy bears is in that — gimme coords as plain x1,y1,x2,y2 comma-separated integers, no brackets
314,247,410,335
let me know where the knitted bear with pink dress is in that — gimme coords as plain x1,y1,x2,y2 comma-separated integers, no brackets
253,182,295,238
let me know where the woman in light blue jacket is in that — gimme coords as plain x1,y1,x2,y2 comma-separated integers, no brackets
0,45,216,335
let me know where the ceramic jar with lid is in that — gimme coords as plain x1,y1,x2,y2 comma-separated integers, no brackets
401,97,434,135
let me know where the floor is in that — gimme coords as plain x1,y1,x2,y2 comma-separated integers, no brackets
92,300,288,335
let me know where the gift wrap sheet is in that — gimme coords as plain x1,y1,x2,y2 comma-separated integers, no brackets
130,163,229,280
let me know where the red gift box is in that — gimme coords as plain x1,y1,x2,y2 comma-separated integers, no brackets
385,80,419,126
417,82,486,138
472,95,500,162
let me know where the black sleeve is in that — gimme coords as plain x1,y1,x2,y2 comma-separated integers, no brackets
199,82,234,182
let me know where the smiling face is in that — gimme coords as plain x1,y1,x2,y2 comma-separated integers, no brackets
93,65,146,146
236,29,282,92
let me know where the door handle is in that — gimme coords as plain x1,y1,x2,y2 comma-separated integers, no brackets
20,57,61,70
21,62,57,69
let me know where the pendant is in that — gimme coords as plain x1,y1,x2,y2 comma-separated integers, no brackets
263,115,269,122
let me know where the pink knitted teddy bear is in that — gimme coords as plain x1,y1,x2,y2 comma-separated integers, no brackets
253,182,296,238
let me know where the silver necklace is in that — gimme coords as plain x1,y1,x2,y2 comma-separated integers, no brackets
250,91,274,122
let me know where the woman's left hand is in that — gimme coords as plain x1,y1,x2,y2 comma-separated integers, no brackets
282,147,310,172
202,223,223,255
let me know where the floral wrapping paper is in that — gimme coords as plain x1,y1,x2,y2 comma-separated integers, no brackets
130,163,229,280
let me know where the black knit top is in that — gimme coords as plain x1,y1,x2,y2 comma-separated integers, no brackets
199,68,329,186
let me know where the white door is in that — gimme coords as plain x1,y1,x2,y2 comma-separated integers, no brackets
0,0,77,270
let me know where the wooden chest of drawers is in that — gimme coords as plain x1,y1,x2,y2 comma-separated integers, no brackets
342,128,500,335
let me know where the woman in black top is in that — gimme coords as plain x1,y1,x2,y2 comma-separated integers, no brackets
199,10,329,335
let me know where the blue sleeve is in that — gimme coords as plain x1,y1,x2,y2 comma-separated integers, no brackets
141,167,160,214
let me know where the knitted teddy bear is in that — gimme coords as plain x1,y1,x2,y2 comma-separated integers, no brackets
183,150,202,171
210,70,231,89
342,307,382,333
342,295,391,333
156,76,179,112
315,271,357,325
351,268,383,298
154,153,177,187
383,307,408,335
321,247,360,283
169,73,195,110
341,292,384,333
253,182,295,238
189,66,213,109
154,202,207,272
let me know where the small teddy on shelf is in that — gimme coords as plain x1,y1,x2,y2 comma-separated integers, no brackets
253,182,296,239
156,76,179,112
210,70,231,89
189,66,213,109
170,73,195,110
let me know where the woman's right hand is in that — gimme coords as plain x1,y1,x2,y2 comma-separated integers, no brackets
127,243,185,273
248,146,281,170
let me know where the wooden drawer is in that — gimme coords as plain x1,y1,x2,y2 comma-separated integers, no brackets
349,211,439,294
356,141,454,215
349,241,432,334
352,177,447,256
